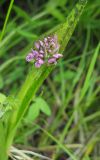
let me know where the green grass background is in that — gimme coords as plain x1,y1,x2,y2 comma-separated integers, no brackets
0,0,100,159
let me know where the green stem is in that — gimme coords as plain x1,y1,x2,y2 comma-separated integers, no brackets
6,66,53,150
0,123,8,160
0,0,14,42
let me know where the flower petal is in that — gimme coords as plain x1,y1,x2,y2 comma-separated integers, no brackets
35,62,41,68
48,58,56,64
35,42,40,49
53,53,63,59
26,53,34,62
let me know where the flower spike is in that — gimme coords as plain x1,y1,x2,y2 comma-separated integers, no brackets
26,35,63,68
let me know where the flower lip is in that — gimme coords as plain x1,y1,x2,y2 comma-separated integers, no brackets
31,50,39,59
48,58,56,64
39,40,44,46
44,38,47,42
26,53,34,62
53,53,63,59
38,54,44,58
38,58,44,65
39,50,44,54
35,42,40,49
35,62,41,68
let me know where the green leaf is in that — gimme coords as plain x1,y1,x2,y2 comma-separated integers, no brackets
82,156,92,160
54,70,76,82
13,5,31,22
17,29,38,39
0,95,18,119
26,102,40,123
26,97,51,123
0,93,6,118
0,122,7,160
0,93,6,103
37,97,51,116
80,43,100,101
55,0,88,52
46,0,67,8
0,75,4,89
46,7,65,22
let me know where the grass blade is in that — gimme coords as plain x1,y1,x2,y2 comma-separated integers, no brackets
0,0,14,41
80,43,100,101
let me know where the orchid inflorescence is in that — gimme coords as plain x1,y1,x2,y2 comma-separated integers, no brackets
26,35,63,68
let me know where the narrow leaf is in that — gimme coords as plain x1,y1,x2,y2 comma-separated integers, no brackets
80,43,100,100
13,5,31,22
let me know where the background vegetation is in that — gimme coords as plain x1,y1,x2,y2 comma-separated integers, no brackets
0,0,100,159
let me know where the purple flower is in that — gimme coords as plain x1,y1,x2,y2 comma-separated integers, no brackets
26,53,34,62
38,58,44,65
48,58,56,64
39,40,44,46
35,42,40,49
44,38,47,42
35,62,41,68
39,50,44,54
26,34,63,68
53,53,63,59
48,49,52,53
31,50,39,57
38,54,44,58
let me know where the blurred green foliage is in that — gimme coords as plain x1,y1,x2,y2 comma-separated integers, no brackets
0,0,100,159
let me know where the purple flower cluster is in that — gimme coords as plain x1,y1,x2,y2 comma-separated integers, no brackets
26,35,63,68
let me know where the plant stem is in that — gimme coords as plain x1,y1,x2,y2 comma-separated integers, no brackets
0,123,8,160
